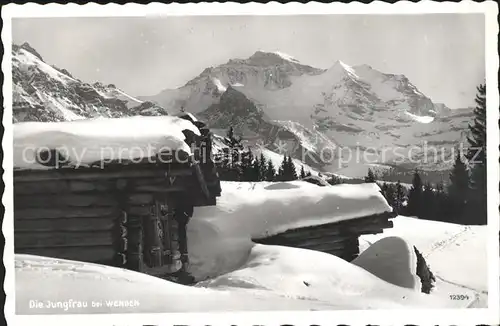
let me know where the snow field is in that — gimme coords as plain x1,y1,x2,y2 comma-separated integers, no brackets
14,181,487,313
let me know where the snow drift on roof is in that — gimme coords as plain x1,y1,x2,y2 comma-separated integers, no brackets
13,116,200,170
193,181,392,239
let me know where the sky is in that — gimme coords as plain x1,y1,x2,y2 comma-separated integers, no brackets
12,14,485,109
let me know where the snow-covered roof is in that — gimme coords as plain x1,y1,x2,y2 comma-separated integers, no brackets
13,116,200,170
193,181,392,239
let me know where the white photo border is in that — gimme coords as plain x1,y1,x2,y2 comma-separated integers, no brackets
2,2,499,325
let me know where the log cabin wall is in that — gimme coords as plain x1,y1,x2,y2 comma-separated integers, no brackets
252,212,396,262
14,177,129,267
13,162,221,274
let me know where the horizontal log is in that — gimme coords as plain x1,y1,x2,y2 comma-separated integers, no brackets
128,193,155,205
15,245,116,263
324,246,359,257
15,206,119,220
284,235,358,248
263,229,344,243
14,167,193,183
278,213,394,234
69,180,114,192
15,230,115,248
128,206,152,217
14,217,117,232
133,185,186,193
14,180,116,195
294,240,358,253
14,180,70,195
14,194,117,208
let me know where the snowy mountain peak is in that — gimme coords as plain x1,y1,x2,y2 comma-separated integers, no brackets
12,42,168,122
329,60,358,76
245,50,307,68
18,42,44,61
323,60,360,82
272,51,300,63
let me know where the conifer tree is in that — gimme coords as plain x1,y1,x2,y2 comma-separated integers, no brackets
380,182,390,202
327,174,343,185
422,182,436,220
434,181,449,222
251,156,261,182
466,84,487,224
300,165,307,179
217,127,245,181
258,153,267,181
448,151,469,204
395,180,406,214
265,160,276,181
241,148,255,181
407,170,423,217
385,183,396,209
365,168,376,183
287,156,298,180
277,154,287,181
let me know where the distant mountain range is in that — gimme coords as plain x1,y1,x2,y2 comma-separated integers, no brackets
11,43,474,176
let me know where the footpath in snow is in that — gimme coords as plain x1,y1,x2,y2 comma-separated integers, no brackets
360,216,488,307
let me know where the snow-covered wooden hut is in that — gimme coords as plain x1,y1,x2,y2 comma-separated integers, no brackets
13,115,221,282
252,183,396,262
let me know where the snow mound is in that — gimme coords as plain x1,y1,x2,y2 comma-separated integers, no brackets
360,216,487,307
14,254,345,313
198,244,446,309
13,116,200,170
353,236,420,291
264,182,301,190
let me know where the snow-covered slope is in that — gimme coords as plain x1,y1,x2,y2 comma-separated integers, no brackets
197,243,449,309
14,243,448,314
15,253,343,314
12,42,168,123
198,86,333,170
15,182,486,313
359,216,488,307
